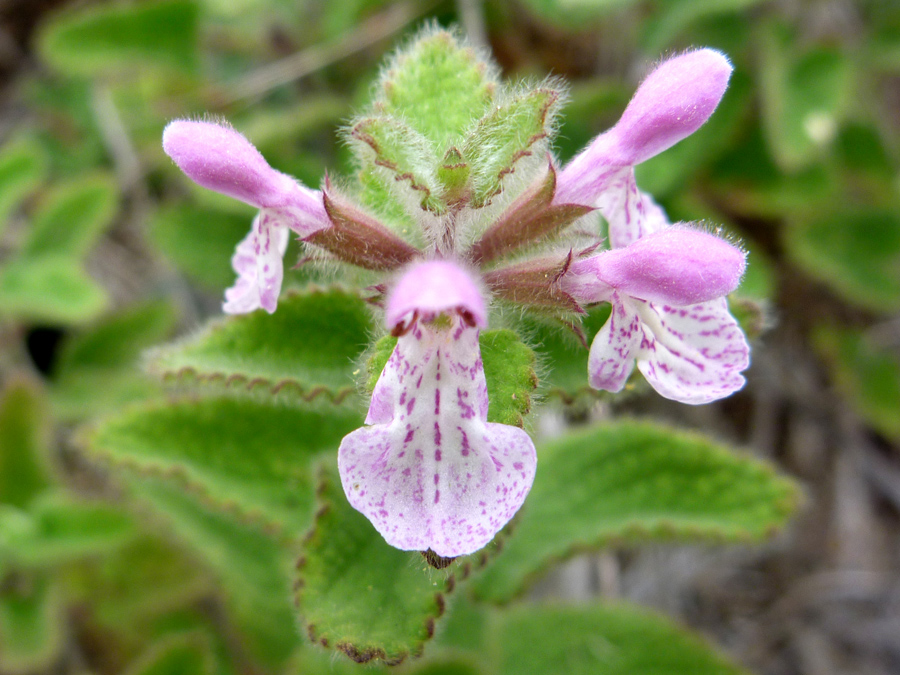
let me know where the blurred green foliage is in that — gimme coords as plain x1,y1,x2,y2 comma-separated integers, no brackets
0,0,897,673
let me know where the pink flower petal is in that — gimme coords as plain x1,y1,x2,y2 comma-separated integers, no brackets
222,214,290,314
564,227,746,306
611,49,732,166
163,120,329,238
386,260,487,330
634,297,749,404
339,318,536,557
587,292,640,392
589,295,749,403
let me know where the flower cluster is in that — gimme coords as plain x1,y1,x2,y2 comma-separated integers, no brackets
163,44,749,558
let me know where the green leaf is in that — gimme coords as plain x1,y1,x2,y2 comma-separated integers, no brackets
0,136,46,234
147,287,375,402
21,174,118,259
0,378,51,509
38,0,200,76
2,493,134,568
366,329,537,427
759,24,852,170
463,88,560,206
295,468,456,665
0,576,64,674
148,204,253,291
493,603,747,675
814,327,900,441
377,29,495,153
785,207,900,312
641,0,765,53
520,305,611,401
124,634,214,675
349,116,443,212
66,535,213,639
471,420,800,603
51,301,178,420
86,396,360,534
0,256,107,324
128,479,300,668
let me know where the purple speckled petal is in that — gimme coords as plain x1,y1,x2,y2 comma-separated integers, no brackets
587,291,640,392
162,120,329,238
222,213,290,314
386,260,487,330
589,295,749,403
563,227,746,306
339,318,536,557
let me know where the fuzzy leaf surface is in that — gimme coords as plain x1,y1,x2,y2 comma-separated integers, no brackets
366,329,537,427
148,287,375,401
377,30,494,152
295,469,457,665
472,420,800,602
494,603,747,675
463,88,559,206
87,396,360,534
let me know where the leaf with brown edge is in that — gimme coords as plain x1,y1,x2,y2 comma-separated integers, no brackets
147,286,375,404
295,467,458,666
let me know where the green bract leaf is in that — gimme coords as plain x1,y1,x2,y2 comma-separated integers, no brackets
350,116,443,213
86,396,360,534
38,0,200,76
0,256,107,324
295,468,456,666
463,88,559,206
0,576,64,674
785,207,900,312
0,378,51,509
0,137,46,234
493,603,747,675
366,329,537,427
472,420,800,603
129,479,300,668
21,174,118,259
377,29,495,153
148,287,375,402
815,326,900,441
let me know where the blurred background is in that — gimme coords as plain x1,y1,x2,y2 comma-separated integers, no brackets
0,0,898,674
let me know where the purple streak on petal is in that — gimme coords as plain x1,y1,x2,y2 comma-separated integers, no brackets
633,297,749,404
339,318,536,557
386,260,487,330
222,214,290,314
587,292,640,392
565,227,746,306
162,120,329,237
